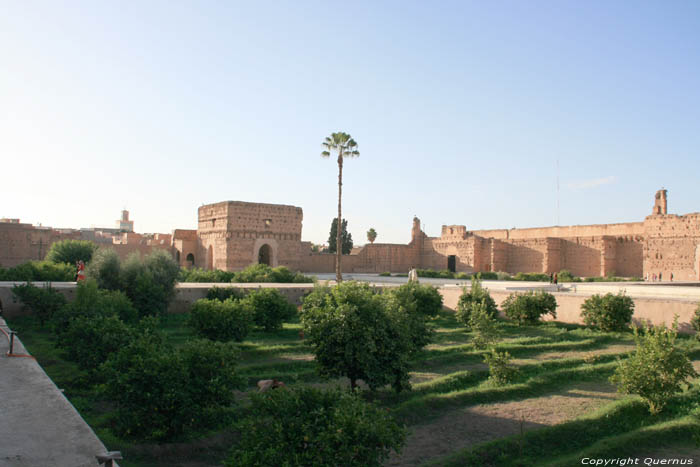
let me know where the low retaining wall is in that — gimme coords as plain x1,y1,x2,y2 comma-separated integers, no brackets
440,287,699,333
2,281,697,333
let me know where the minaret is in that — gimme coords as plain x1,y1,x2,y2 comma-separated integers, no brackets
652,189,668,215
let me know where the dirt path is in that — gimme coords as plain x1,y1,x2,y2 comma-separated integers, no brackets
386,381,620,466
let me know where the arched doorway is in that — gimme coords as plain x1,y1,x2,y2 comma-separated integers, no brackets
186,253,195,268
258,244,272,265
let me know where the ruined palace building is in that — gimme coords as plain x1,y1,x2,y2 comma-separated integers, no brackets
2,189,699,280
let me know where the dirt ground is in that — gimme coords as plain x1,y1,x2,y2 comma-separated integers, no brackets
387,381,620,467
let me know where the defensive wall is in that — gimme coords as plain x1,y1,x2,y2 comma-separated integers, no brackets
3,190,699,281
298,190,699,280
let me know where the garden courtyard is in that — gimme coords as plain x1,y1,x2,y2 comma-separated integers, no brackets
8,298,700,466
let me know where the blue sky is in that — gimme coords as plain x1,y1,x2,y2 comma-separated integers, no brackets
1,1,699,245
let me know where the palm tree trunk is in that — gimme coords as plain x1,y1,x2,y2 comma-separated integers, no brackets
337,153,343,282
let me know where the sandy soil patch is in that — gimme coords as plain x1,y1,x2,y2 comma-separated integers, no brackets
387,381,619,467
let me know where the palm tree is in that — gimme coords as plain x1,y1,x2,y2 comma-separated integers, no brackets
322,132,359,282
367,228,377,244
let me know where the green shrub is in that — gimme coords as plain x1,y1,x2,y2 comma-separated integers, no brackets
205,286,246,301
11,283,67,325
102,335,242,440
226,387,406,467
455,272,471,280
391,282,443,318
242,288,296,332
469,300,499,349
52,281,137,338
57,313,133,372
379,271,391,277
456,275,498,327
120,251,179,317
87,249,122,290
558,269,576,282
580,292,635,332
483,348,517,386
384,283,441,350
300,281,415,391
178,267,236,283
496,271,511,281
512,272,550,282
610,319,697,414
502,290,557,325
416,269,454,279
188,298,253,342
479,271,498,280
690,303,700,337
45,239,98,265
231,264,314,283
0,261,75,282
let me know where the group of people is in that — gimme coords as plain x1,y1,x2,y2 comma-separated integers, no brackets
549,272,558,285
646,272,673,282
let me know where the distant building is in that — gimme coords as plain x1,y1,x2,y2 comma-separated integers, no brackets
117,210,134,232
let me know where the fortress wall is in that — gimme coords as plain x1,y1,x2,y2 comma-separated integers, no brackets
643,214,700,281
559,237,604,277
504,239,547,273
426,236,478,272
613,237,644,277
351,243,418,273
473,221,644,241
489,239,509,272
0,223,80,267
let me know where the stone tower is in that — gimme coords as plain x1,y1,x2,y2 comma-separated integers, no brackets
652,189,668,215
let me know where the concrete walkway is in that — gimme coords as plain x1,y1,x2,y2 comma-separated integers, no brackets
0,318,114,467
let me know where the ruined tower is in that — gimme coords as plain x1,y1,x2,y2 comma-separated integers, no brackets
652,189,668,215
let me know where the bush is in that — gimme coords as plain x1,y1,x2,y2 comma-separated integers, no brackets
242,288,296,332
120,251,179,317
379,271,391,277
580,292,635,332
102,335,243,440
512,272,550,282
11,283,67,325
227,387,406,467
502,290,557,325
0,261,75,282
469,300,499,350
391,282,442,318
188,298,253,342
52,281,138,338
178,267,236,283
57,313,133,372
416,269,454,279
479,271,498,280
690,303,700,337
384,283,441,350
484,348,518,386
87,249,122,290
205,286,246,301
496,271,511,281
558,269,576,282
456,275,498,327
300,281,415,391
610,319,697,414
45,239,98,265
232,264,314,283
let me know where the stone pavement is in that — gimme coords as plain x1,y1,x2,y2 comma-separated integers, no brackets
0,317,114,467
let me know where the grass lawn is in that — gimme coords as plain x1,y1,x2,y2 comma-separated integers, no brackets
8,309,700,466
